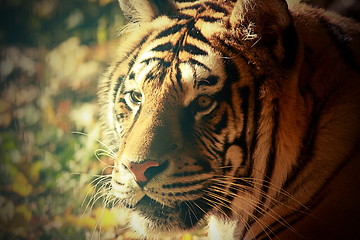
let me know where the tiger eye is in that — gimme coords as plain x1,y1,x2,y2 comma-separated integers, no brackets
196,95,213,109
129,91,142,104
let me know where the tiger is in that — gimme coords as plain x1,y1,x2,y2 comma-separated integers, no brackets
98,0,360,239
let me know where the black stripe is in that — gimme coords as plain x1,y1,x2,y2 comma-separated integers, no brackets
246,88,279,234
162,179,207,189
175,0,198,2
238,86,250,167
242,75,264,232
106,59,122,92
128,54,137,71
144,68,168,84
194,131,222,161
175,63,184,91
188,58,210,71
145,71,156,82
113,75,124,102
259,98,279,203
220,86,252,216
168,65,180,97
219,58,237,102
129,72,135,80
179,4,203,11
172,170,207,177
151,42,173,52
118,98,132,111
188,26,209,44
281,23,298,68
183,43,208,55
140,57,171,68
214,109,228,134
111,75,124,127
156,23,185,39
320,17,360,73
197,75,219,87
198,128,220,147
247,75,264,178
127,34,151,73
168,13,193,20
199,16,221,22
206,2,228,14
211,57,243,216
283,93,319,190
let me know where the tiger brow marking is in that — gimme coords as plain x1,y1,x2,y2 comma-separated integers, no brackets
156,23,185,39
188,25,209,44
140,57,171,68
197,75,219,87
205,2,229,14
179,4,203,12
112,75,124,104
188,58,210,72
175,0,198,3
117,98,132,112
183,43,208,55
129,72,135,80
199,16,221,22
319,17,360,74
151,42,174,52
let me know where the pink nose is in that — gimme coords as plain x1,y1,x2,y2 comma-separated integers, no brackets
125,160,159,183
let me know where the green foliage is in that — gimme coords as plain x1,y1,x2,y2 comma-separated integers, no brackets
0,1,131,239
0,0,126,48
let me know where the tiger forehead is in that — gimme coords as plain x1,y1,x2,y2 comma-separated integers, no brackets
125,11,227,104
128,42,226,105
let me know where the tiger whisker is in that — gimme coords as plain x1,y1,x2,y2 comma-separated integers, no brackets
201,195,256,239
72,131,116,157
208,183,298,235
83,181,112,214
80,176,110,212
202,190,273,240
213,175,310,213
94,148,116,163
101,165,114,175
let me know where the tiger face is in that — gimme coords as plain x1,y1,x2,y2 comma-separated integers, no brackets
99,0,360,239
107,4,251,235
100,0,290,237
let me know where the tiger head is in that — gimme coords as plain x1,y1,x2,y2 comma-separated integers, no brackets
99,0,303,238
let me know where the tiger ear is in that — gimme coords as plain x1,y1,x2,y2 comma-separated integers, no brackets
230,0,297,67
118,0,177,22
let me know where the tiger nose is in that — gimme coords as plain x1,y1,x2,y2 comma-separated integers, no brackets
125,160,160,183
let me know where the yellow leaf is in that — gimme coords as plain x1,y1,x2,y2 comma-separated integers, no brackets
94,207,118,228
14,205,32,223
11,173,33,197
29,161,42,182
181,233,192,240
80,183,95,198
66,211,97,229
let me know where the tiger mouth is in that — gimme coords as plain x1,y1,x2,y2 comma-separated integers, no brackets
129,195,212,230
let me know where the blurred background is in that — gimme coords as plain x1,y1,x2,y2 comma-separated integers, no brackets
0,0,359,239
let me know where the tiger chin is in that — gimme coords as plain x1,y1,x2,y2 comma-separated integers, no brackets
98,0,360,239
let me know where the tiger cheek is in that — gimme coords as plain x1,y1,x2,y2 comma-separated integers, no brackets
115,102,129,122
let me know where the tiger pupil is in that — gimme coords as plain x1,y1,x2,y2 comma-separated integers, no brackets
130,91,142,104
197,96,212,109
